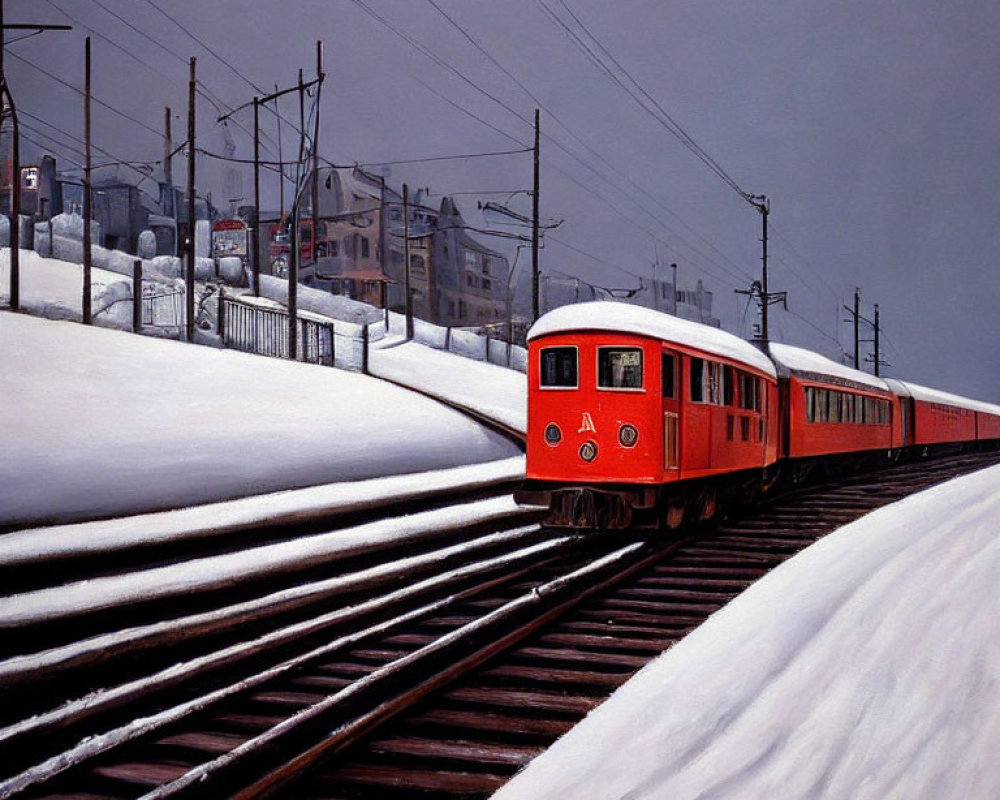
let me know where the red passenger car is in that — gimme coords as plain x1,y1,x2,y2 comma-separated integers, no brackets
517,302,778,528
891,380,986,450
768,343,899,462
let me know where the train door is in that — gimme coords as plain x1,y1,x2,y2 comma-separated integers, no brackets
662,349,680,472
684,354,712,472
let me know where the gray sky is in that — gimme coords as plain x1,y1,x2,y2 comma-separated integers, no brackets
8,0,1000,402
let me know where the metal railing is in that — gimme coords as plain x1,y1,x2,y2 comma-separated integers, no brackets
141,282,184,331
220,293,335,365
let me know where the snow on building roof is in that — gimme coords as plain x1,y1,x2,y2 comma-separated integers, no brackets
887,378,1000,416
767,341,889,391
527,301,776,378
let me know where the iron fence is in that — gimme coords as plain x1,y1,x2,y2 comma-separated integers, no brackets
220,294,335,366
141,283,184,331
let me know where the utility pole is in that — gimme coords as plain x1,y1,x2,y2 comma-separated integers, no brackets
252,96,260,296
737,195,786,343
288,68,307,360
403,183,413,340
1,5,70,311
531,108,540,323
185,57,196,343
311,41,323,283
853,288,860,368
671,262,678,315
163,107,173,218
82,37,92,325
873,303,881,377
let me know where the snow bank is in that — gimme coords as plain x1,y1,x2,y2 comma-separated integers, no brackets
0,249,134,330
496,462,1000,800
370,341,526,434
0,313,521,527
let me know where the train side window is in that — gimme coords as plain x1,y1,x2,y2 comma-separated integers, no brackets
661,354,676,398
540,346,578,388
708,362,723,405
690,358,706,402
740,373,762,412
818,389,830,422
723,366,734,406
804,387,815,422
597,347,643,390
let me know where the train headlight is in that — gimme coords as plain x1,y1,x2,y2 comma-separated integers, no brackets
544,423,562,446
618,423,639,448
579,440,598,462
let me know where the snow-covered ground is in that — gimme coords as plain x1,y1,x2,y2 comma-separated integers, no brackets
1,311,523,528
495,462,1000,800
370,340,526,434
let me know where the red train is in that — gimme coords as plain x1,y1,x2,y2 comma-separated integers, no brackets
514,302,1000,529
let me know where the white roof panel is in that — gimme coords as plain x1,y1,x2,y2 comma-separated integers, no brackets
528,302,776,378
767,342,889,391
892,379,1000,416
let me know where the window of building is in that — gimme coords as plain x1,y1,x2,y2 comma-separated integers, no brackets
464,249,478,268
598,347,643,390
410,255,425,276
540,346,578,388
360,237,370,258
661,353,676,398
482,278,492,291
466,272,478,288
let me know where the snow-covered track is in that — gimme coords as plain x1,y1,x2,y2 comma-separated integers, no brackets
2,453,997,799
269,451,1000,800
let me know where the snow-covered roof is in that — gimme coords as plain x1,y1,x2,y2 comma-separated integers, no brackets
888,378,1000,416
528,302,776,378
767,341,889,391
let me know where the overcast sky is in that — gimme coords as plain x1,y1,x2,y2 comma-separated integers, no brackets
7,0,999,402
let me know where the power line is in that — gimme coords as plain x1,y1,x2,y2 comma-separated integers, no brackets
371,4,753,291
137,0,268,96
360,146,532,168
423,0,752,287
7,51,164,140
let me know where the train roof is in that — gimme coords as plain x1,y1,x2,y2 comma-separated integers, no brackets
885,378,1000,416
527,301,777,378
767,342,890,392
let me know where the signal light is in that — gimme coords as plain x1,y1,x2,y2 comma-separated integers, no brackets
544,423,562,446
618,423,639,447
579,440,598,462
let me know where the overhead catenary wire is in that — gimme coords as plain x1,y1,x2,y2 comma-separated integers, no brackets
423,0,753,287
371,8,752,290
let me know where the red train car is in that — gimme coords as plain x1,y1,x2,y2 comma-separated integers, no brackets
768,343,899,461
890,380,989,449
516,302,778,528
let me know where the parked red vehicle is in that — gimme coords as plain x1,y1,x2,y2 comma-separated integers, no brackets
516,301,1000,529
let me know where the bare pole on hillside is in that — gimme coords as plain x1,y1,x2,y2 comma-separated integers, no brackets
531,108,540,322
186,57,196,343
83,37,92,324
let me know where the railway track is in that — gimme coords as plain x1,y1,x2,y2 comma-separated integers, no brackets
2,451,997,799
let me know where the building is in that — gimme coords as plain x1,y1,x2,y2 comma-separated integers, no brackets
432,196,509,328
270,167,509,330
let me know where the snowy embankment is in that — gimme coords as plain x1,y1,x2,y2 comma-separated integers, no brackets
370,340,526,434
495,462,1000,800
0,248,139,329
0,312,522,529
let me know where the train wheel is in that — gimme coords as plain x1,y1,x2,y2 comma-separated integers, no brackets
695,488,718,521
663,502,686,530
